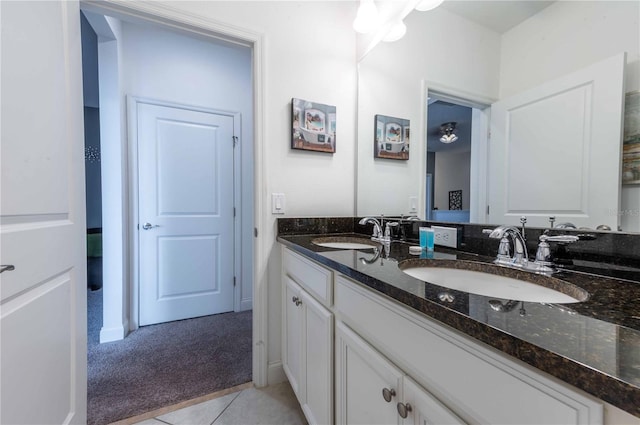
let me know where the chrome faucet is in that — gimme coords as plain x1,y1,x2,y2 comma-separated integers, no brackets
359,217,383,241
484,225,529,268
359,216,398,243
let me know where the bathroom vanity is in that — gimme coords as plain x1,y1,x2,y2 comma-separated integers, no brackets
278,220,640,425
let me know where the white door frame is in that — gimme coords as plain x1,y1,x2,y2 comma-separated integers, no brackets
127,97,243,326
81,0,269,387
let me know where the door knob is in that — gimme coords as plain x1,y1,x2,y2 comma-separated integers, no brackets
142,223,159,230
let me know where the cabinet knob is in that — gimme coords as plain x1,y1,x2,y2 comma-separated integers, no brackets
397,402,412,418
381,387,396,403
292,296,302,306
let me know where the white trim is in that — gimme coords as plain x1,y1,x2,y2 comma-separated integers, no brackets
127,96,140,331
99,319,129,343
267,361,287,385
80,0,268,387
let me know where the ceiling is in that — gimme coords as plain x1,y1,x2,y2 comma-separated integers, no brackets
440,1,555,34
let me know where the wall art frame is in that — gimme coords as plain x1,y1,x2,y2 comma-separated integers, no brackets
291,98,336,153
622,90,640,184
374,114,410,160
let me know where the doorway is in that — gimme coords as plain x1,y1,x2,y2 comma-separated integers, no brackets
425,90,490,224
80,7,255,422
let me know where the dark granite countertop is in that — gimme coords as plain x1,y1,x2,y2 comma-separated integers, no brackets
277,232,640,417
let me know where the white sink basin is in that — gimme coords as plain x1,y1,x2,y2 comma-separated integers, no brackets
312,237,379,250
399,260,588,304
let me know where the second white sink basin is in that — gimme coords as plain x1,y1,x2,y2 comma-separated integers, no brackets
399,260,588,304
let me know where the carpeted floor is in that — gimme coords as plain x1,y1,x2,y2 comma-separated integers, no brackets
87,289,252,425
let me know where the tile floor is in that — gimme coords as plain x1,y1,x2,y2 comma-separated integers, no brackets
127,382,307,425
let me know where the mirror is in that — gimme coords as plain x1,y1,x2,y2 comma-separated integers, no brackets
356,1,640,232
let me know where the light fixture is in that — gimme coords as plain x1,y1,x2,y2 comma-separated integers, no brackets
383,20,407,42
439,122,458,144
353,0,379,34
415,0,445,12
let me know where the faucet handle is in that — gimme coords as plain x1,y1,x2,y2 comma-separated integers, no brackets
384,222,399,239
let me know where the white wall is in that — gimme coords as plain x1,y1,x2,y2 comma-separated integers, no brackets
152,0,358,383
357,7,501,216
500,1,640,231
434,151,471,211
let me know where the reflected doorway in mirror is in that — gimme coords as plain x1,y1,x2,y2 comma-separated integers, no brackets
374,114,410,160
622,90,640,185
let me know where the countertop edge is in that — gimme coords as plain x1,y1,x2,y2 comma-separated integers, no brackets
278,236,640,418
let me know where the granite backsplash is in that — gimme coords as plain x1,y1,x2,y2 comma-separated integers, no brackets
277,217,640,282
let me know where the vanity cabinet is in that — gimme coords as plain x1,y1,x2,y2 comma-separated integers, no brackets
334,274,603,425
336,321,464,425
282,248,333,425
281,244,604,425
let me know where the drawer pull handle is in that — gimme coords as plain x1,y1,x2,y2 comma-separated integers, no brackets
397,402,412,418
292,296,302,306
382,387,396,402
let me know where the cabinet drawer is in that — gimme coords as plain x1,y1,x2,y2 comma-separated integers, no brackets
335,275,602,425
282,247,333,307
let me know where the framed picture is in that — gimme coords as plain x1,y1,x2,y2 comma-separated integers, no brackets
291,98,336,153
374,114,410,160
622,90,640,184
449,190,462,210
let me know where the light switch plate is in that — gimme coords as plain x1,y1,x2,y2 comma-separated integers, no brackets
408,196,418,213
432,225,457,248
272,193,286,214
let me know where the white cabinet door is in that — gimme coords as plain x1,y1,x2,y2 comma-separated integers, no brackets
489,53,626,229
401,376,465,425
283,276,303,398
0,1,87,423
336,322,403,425
301,289,333,425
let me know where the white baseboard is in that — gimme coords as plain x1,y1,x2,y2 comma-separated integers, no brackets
240,298,252,311
99,319,129,343
267,361,286,385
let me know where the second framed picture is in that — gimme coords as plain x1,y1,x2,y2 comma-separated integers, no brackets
374,114,410,160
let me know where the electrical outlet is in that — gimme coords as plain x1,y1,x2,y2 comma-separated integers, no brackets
432,225,457,248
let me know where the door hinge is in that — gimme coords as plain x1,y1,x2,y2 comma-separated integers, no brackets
233,276,237,287
233,207,236,217
487,205,490,215
254,227,258,237
233,136,238,147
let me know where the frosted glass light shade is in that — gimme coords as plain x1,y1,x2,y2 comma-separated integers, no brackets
440,134,458,144
415,0,445,12
383,21,407,42
353,0,379,33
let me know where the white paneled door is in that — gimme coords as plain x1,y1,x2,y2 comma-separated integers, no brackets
0,1,87,423
488,53,626,229
136,101,236,326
